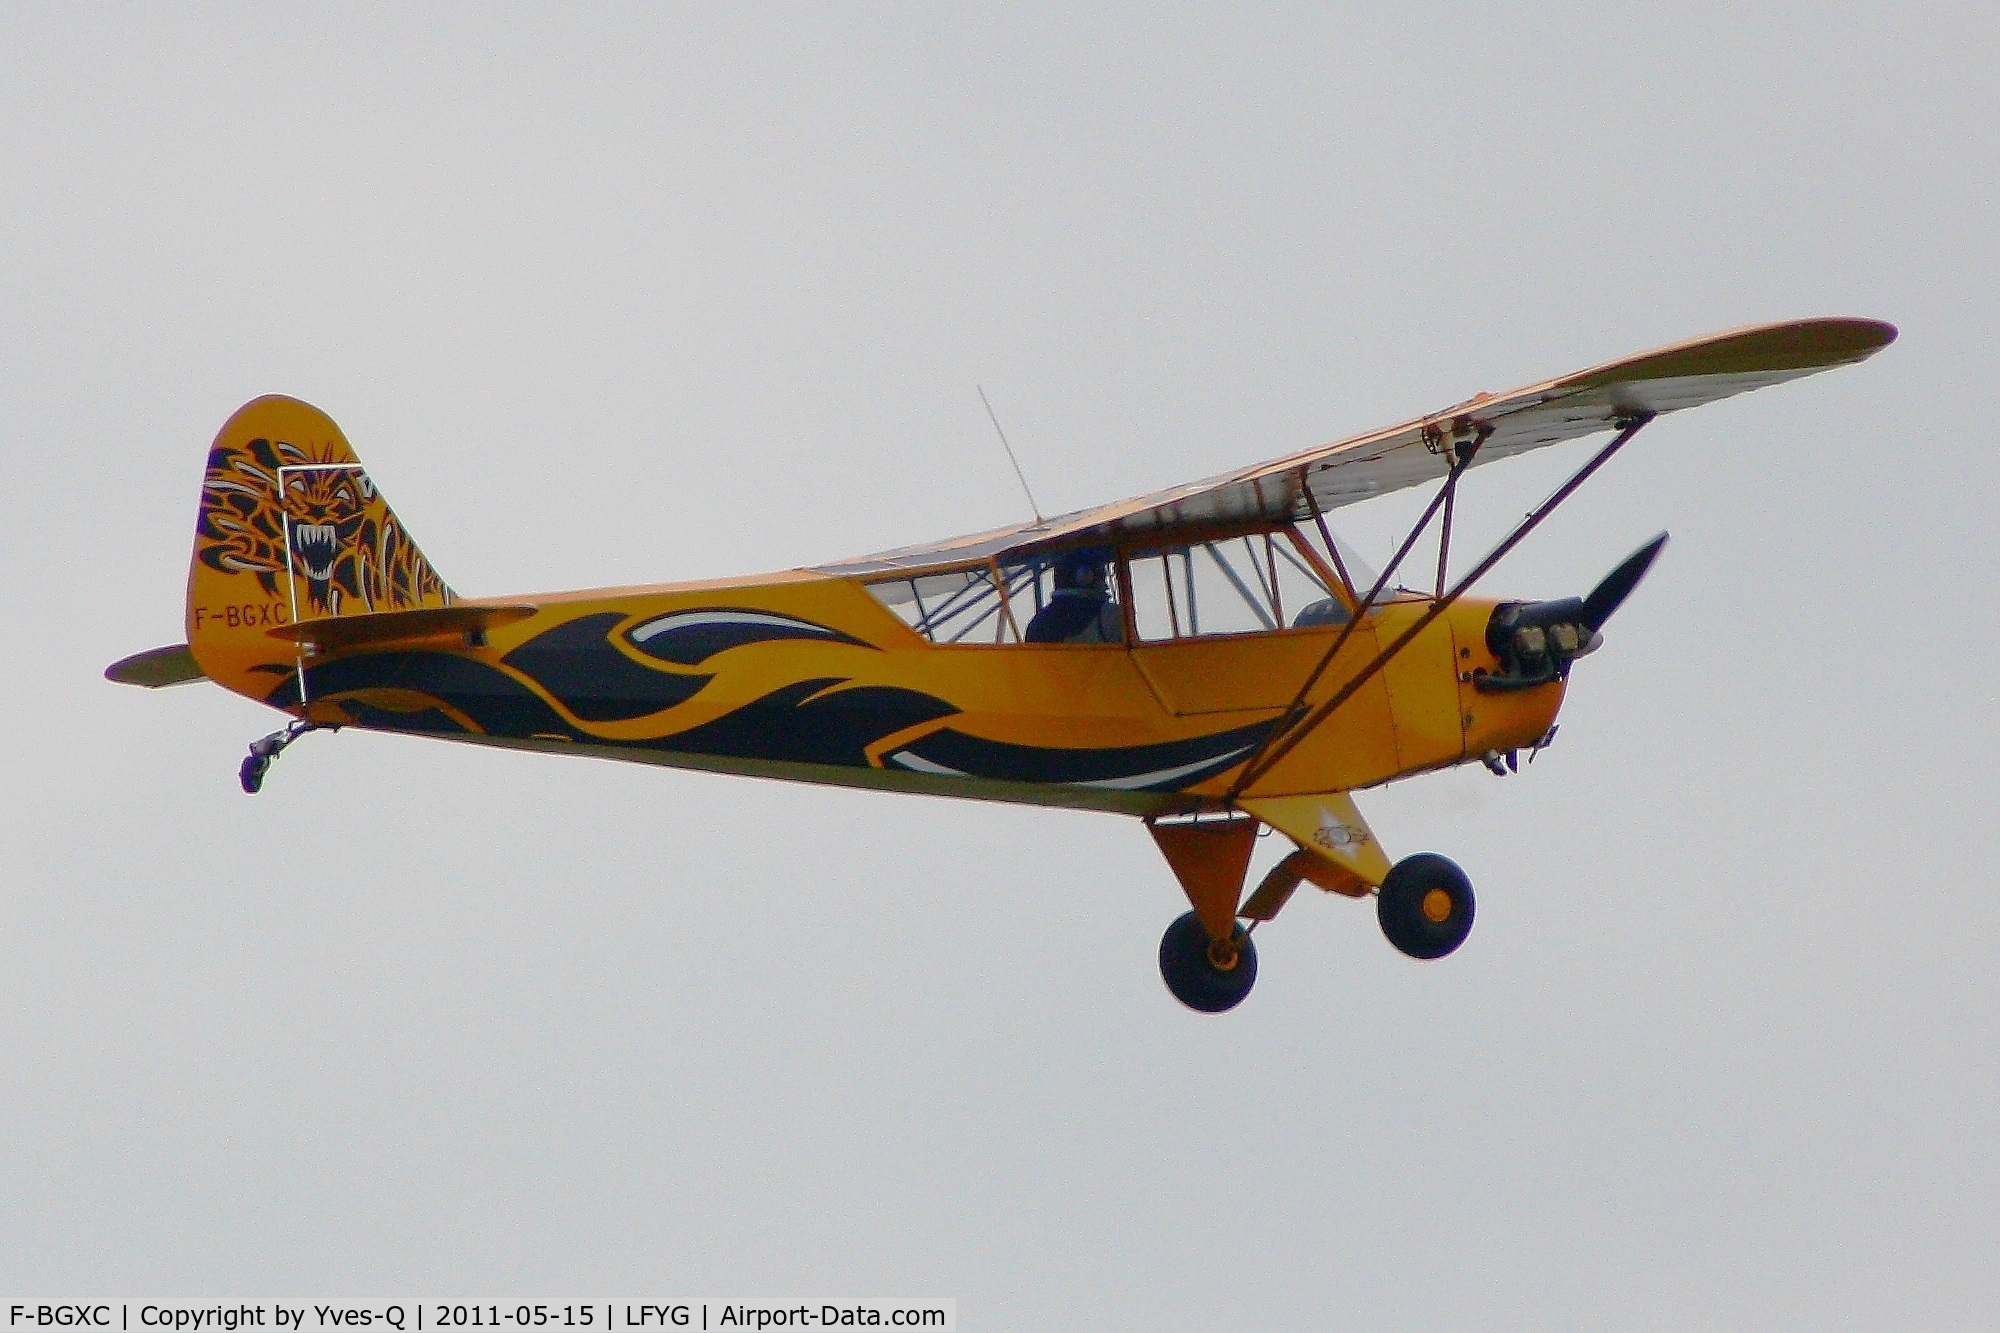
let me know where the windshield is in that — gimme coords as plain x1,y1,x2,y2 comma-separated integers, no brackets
1293,514,1382,601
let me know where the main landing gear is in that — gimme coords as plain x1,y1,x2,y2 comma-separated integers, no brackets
1150,821,1478,1013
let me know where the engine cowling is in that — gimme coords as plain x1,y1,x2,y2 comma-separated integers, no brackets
1474,532,1669,693
1478,597,1600,691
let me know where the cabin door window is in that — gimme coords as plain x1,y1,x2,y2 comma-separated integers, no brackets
1125,532,1341,641
1124,528,1380,715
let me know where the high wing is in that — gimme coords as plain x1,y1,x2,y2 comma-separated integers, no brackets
820,317,1895,575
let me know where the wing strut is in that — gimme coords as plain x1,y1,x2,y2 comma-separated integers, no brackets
1225,412,1656,799
1221,425,1488,801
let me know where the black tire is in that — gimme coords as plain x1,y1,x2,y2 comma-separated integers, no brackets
1158,910,1258,1013
1377,853,1475,960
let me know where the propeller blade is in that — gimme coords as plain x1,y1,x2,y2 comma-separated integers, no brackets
1580,532,1669,631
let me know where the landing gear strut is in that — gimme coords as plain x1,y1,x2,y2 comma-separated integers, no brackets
1147,816,1263,1013
239,719,327,793
1158,911,1258,1013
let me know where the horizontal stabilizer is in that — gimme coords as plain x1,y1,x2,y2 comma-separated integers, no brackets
269,603,538,654
106,643,207,688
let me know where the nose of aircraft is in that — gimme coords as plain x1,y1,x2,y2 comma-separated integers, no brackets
1479,533,1669,691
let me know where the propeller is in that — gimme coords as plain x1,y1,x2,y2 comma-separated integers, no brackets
1580,531,1670,632
1478,532,1669,692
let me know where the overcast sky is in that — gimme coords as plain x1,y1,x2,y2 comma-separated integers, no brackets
4,4,1996,1327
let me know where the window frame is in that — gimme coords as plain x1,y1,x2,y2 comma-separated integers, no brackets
857,515,1389,648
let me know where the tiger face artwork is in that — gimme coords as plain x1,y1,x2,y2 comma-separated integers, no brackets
196,436,451,617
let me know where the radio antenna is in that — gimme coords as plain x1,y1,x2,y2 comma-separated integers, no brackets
977,384,1046,528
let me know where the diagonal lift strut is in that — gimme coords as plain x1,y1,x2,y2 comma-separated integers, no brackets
1225,411,1656,799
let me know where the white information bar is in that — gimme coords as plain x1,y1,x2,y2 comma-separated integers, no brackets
0,1305,954,1333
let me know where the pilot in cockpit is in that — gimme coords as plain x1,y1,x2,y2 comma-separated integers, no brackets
1024,548,1124,644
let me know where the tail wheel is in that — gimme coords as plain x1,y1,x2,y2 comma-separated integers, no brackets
1377,853,1475,960
1158,910,1258,1013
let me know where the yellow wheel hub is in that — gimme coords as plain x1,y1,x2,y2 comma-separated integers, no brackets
1421,887,1454,924
1206,938,1241,971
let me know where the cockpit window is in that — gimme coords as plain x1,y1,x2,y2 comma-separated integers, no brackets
1127,528,1345,641
865,565,1016,644
974,548,1123,645
862,522,1383,646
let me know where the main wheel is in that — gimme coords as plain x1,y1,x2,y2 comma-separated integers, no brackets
1377,853,1475,960
1158,910,1258,1013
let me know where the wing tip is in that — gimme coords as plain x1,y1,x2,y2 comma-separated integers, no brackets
1809,315,1897,359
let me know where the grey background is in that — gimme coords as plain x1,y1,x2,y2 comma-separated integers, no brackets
4,5,1995,1327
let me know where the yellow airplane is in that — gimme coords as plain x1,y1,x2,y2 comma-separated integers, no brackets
109,318,1895,1012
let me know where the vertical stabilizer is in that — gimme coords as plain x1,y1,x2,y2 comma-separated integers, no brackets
186,395,452,688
